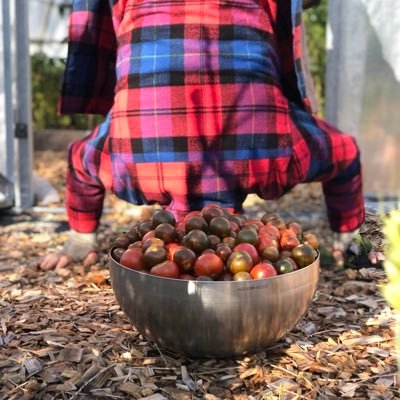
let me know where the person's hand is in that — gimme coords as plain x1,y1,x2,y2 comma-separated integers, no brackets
332,231,385,268
39,251,98,270
39,231,98,270
366,250,385,265
332,248,385,268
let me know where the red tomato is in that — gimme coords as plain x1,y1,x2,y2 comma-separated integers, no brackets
201,248,216,255
267,218,286,231
280,235,301,251
280,229,297,239
166,243,184,260
194,253,224,278
287,222,302,236
257,233,279,253
243,219,264,229
128,241,142,249
150,260,180,278
183,210,202,222
229,221,240,233
120,248,145,271
233,243,260,265
250,262,277,279
258,225,281,241
175,221,186,233
141,230,156,242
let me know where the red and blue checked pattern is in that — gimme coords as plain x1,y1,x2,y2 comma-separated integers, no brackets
62,0,365,233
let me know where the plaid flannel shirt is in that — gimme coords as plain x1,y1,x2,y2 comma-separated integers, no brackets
60,0,313,115
61,0,365,233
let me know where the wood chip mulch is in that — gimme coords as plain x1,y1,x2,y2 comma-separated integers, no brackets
0,151,397,399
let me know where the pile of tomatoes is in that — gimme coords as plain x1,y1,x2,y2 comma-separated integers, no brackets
111,205,319,281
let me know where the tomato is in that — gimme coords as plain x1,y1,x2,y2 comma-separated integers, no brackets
175,221,186,233
152,209,176,228
201,206,225,223
138,220,153,238
142,237,164,252
184,229,210,253
280,229,298,239
233,271,252,281
120,248,145,271
112,247,125,262
260,212,280,224
154,223,176,244
194,253,224,278
228,215,245,229
201,248,216,255
235,228,259,246
284,257,299,270
114,234,131,249
223,237,236,248
150,260,180,278
217,270,234,281
280,235,301,251
126,226,140,243
286,222,302,236
275,259,295,275
258,225,281,241
257,233,279,253
233,243,260,265
128,241,142,249
279,250,292,259
229,221,240,233
183,210,202,222
291,243,317,268
185,215,208,233
260,246,280,262
209,216,231,238
250,262,277,279
173,247,197,271
267,218,287,231
227,250,253,274
143,246,167,269
303,233,319,250
166,243,183,260
208,234,222,249
215,244,232,261
243,219,264,229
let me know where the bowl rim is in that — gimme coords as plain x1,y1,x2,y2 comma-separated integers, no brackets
109,247,320,284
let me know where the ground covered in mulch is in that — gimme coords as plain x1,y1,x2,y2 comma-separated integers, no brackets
0,151,397,399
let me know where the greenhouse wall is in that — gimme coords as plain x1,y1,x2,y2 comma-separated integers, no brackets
326,0,400,199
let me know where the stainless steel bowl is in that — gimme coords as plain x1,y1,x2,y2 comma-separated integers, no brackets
109,252,320,358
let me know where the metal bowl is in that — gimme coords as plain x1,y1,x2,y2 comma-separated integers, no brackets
109,252,320,358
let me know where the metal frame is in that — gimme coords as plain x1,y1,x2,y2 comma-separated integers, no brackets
0,0,33,210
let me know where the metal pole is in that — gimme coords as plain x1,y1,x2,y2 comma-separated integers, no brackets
325,0,342,126
14,0,33,210
0,0,14,182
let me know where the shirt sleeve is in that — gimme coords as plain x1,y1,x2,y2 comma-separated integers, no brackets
58,0,117,116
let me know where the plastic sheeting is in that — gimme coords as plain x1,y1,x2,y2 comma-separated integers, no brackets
29,0,68,58
326,0,400,198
